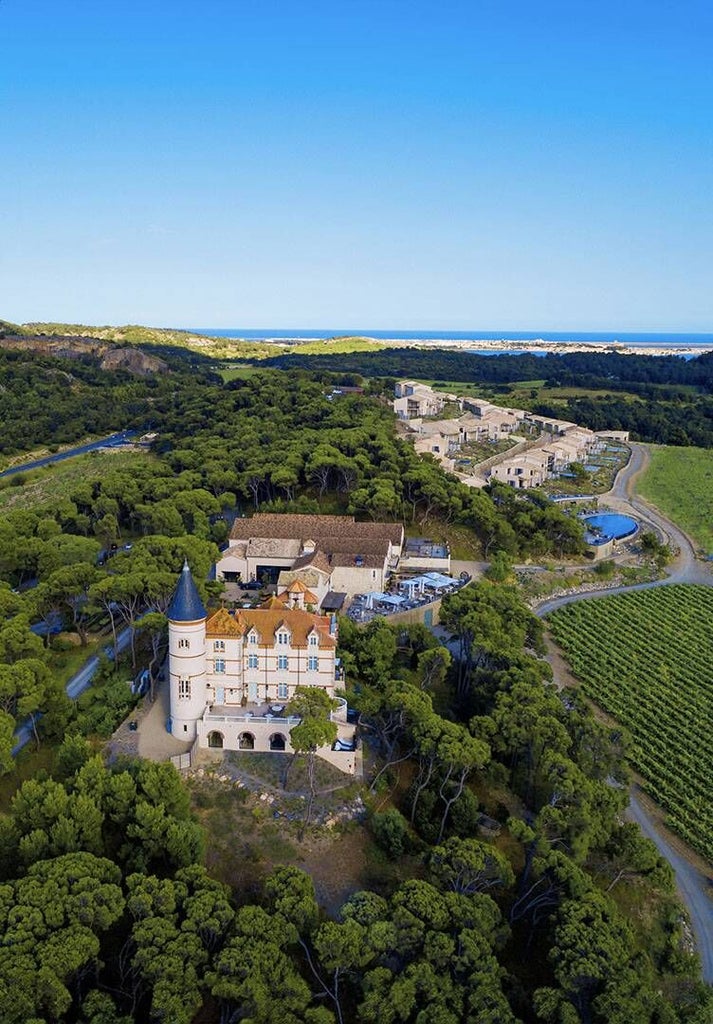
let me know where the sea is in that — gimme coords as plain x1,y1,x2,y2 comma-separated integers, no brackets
189,328,713,358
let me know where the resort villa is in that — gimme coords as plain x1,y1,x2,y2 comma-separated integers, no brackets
395,382,620,490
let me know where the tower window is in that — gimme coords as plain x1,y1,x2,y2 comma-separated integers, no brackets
215,659,226,674
178,678,191,699
178,638,190,650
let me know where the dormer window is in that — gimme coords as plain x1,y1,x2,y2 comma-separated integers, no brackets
308,634,318,647
248,632,257,645
214,640,225,652
277,631,290,645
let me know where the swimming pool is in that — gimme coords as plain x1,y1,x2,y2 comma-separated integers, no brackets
583,513,638,544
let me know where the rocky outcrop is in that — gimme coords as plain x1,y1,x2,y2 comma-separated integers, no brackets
99,347,168,375
0,335,167,375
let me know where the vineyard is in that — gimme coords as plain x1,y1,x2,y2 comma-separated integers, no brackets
548,585,713,863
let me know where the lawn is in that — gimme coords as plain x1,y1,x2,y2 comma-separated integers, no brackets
218,364,266,382
638,445,713,555
548,585,713,862
0,450,156,511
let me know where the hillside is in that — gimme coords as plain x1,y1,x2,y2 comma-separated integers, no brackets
14,321,389,361
21,321,278,360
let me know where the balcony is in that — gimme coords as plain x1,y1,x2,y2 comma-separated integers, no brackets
203,693,349,726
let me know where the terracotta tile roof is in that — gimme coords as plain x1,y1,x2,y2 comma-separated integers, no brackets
285,580,317,597
205,605,336,648
230,513,403,546
222,542,248,558
273,585,319,606
245,538,302,558
291,551,332,574
329,551,386,569
277,568,327,590
205,607,242,636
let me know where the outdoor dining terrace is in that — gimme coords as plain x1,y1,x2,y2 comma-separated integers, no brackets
346,571,470,624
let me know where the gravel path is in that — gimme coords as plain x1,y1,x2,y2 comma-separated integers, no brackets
627,788,713,983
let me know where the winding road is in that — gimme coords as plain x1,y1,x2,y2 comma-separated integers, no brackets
0,431,137,479
534,443,713,983
11,626,133,755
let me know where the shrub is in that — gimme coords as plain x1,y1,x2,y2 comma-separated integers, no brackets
371,808,410,859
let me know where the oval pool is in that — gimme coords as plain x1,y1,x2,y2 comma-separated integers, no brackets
583,513,638,542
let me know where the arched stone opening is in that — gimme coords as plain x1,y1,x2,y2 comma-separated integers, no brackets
207,731,224,749
239,732,255,750
269,733,286,751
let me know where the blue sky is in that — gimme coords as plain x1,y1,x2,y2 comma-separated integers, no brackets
1,0,712,331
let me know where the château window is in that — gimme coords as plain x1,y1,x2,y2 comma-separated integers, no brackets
215,659,226,674
277,632,289,645
308,656,318,672
248,633,257,644
277,681,288,700
277,655,288,671
308,634,318,647
178,678,191,699
214,640,225,652
178,638,190,649
248,654,259,669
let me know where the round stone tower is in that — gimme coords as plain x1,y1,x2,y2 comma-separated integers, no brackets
167,561,207,741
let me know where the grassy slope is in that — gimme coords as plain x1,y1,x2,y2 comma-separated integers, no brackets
22,321,278,360
18,321,387,362
0,450,156,511
291,336,387,355
638,445,713,554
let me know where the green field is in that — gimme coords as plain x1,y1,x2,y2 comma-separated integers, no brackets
218,364,266,381
289,335,386,355
548,585,713,862
0,449,156,511
639,445,713,554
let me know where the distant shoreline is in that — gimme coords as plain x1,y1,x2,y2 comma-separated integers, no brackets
187,330,713,359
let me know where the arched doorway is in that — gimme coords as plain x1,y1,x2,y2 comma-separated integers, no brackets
207,731,224,749
239,732,255,750
269,733,286,751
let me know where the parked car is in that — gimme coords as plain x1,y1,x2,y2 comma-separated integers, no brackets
333,738,356,752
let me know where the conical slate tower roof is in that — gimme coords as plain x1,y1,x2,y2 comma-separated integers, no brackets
167,561,207,622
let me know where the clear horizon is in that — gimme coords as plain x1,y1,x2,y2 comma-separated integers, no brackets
182,326,713,340
2,1,712,331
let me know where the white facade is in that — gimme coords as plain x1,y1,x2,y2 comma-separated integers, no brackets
166,563,356,771
168,617,209,741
